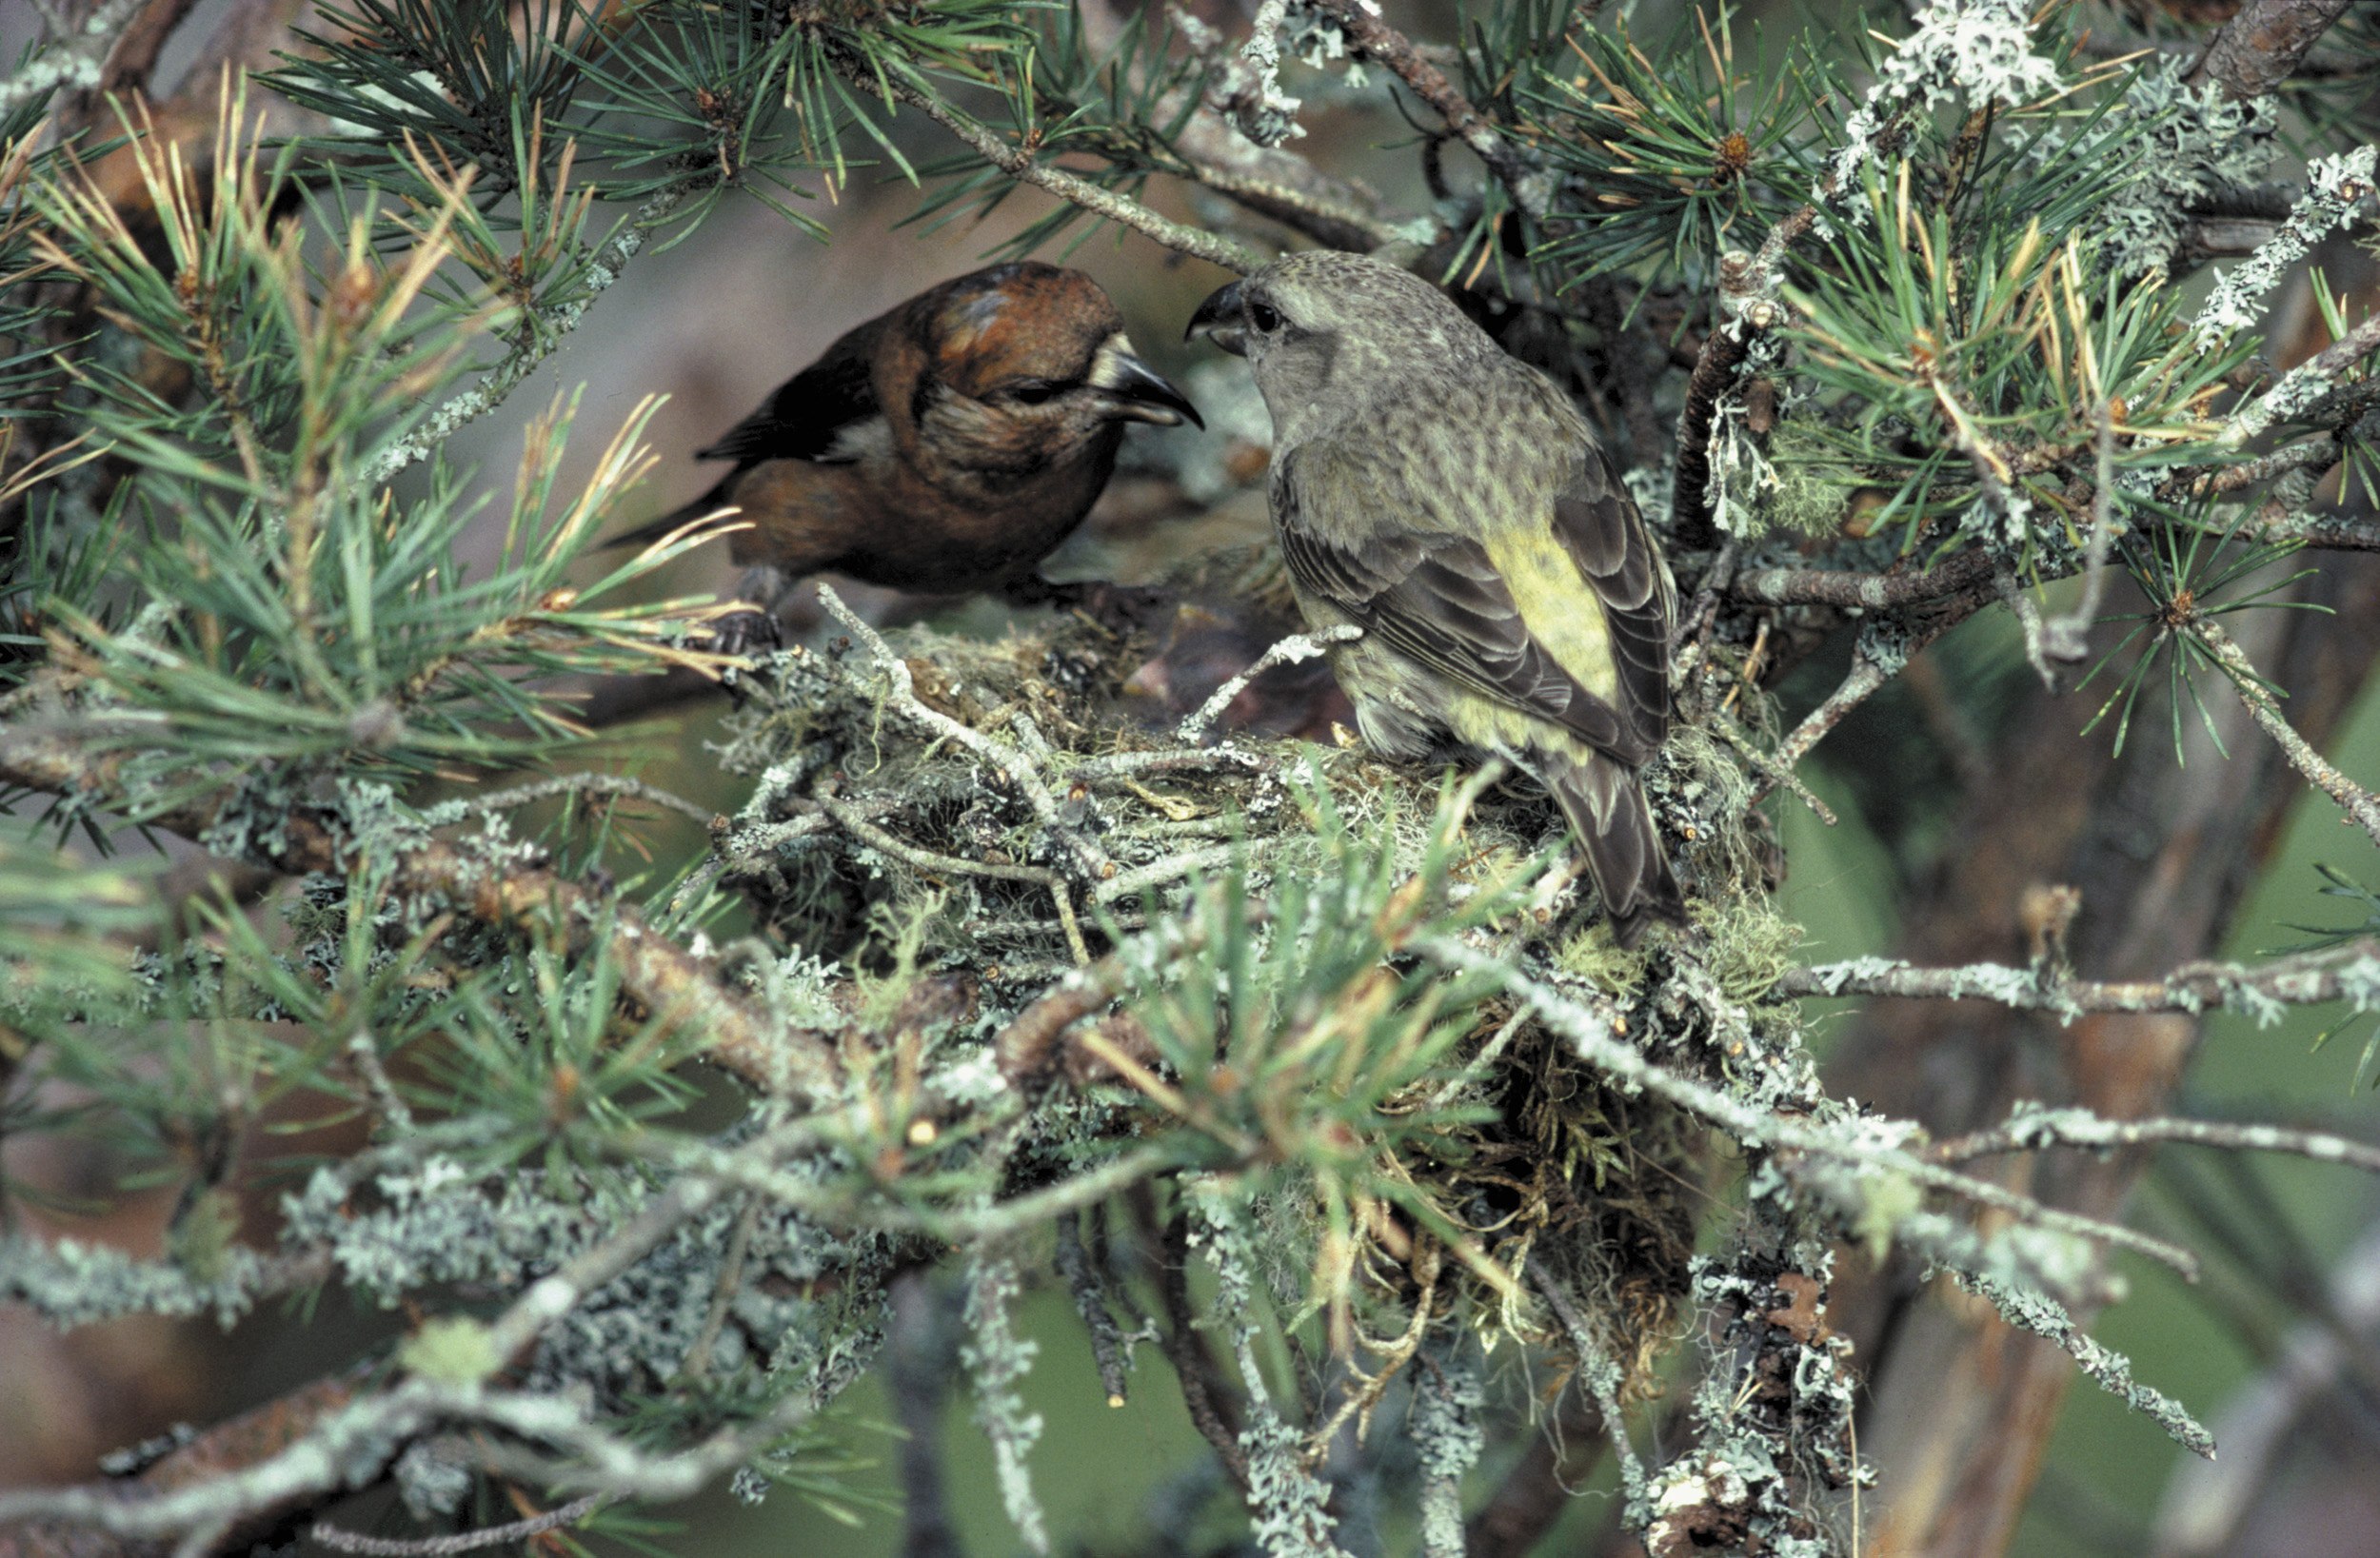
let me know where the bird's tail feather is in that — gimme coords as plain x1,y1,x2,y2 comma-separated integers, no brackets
1544,749,1686,950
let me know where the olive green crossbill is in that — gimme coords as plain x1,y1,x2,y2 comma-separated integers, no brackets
1188,251,1686,946
609,262,1200,607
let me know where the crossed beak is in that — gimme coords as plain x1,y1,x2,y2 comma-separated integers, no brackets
1184,280,1247,357
1089,335,1202,428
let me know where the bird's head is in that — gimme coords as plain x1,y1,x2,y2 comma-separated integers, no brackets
913,264,1201,468
1185,252,1497,442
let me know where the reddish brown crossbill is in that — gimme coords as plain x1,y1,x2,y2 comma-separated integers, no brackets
610,262,1200,605
1188,251,1686,946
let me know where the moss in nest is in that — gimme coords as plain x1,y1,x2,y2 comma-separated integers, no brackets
1765,418,1872,537
1691,891,1804,1005
1556,918,1651,991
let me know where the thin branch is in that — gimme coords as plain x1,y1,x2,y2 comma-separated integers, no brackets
1301,0,1546,216
2175,434,2345,502
466,771,722,828
2042,405,2117,663
815,582,1111,879
1670,256,1775,550
1416,936,2201,1287
806,782,1092,965
2221,305,2380,449
1727,545,1996,610
1525,1260,1643,1503
887,1272,964,1558
1765,594,1993,779
1175,624,1363,743
310,1495,605,1556
2190,610,2380,847
0,0,150,114
1934,1106,2380,1175
361,187,688,488
1779,938,2380,1021
1997,567,2057,689
993,908,1212,1094
1056,1212,1135,1408
1200,0,1302,148
1953,1270,2214,1458
1156,1200,1251,1489
868,70,1262,274
2238,504,2380,551
1158,2,1407,250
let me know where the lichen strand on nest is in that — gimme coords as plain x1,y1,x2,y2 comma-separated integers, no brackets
703,592,1811,1415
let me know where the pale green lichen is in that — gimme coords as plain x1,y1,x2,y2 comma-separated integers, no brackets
2196,148,2378,341
962,1252,1049,1555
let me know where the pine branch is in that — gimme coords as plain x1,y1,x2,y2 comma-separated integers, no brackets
0,0,153,114
1727,545,1996,609
2191,610,2380,846
361,185,689,489
0,716,835,1100
1934,1106,2380,1175
2191,0,2361,98
1780,939,2380,1019
1300,0,1547,216
865,69,1262,274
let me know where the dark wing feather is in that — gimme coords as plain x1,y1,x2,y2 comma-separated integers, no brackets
695,318,883,466
1549,453,1673,750
1273,447,1650,763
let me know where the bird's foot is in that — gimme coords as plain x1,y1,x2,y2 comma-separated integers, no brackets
705,606,784,661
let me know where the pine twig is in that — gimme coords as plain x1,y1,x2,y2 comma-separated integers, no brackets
2191,611,2380,846
1300,0,1547,215
1415,936,2203,1287
869,70,1262,274
1727,546,1995,610
0,0,152,113
1779,938,2380,1020
1934,1107,2380,1175
1175,624,1363,743
311,1495,605,1556
814,582,1112,880
361,186,689,488
0,719,834,1101
1056,1212,1134,1408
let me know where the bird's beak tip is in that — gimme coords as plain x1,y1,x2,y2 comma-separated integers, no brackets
1094,345,1202,429
1185,280,1249,357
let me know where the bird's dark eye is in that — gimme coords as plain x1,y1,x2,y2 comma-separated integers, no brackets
1007,379,1066,404
1246,299,1284,334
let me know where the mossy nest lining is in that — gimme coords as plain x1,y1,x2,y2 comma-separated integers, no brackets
707,587,1795,1390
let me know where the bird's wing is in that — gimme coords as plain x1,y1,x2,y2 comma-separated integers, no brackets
1273,444,1666,764
1547,450,1673,751
695,318,883,466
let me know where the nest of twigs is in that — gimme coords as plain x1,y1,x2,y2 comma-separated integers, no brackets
704,564,1793,1392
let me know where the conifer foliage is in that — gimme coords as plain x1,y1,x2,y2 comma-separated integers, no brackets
4,0,2380,1554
